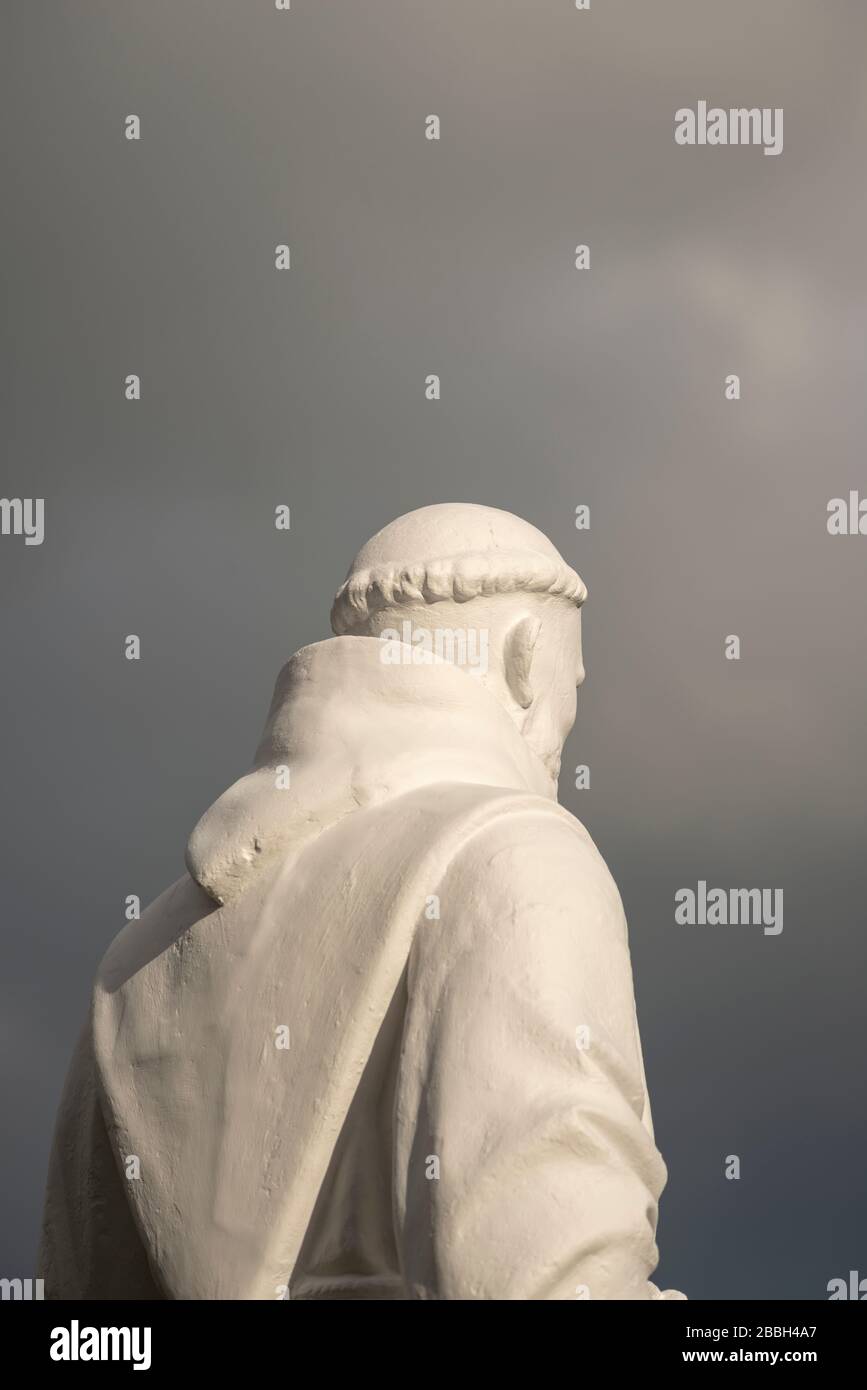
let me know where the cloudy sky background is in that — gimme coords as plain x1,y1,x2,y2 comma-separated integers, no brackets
2,0,866,1297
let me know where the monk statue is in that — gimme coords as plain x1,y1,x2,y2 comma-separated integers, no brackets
39,503,684,1301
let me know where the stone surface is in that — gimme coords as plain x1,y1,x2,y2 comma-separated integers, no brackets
39,504,683,1300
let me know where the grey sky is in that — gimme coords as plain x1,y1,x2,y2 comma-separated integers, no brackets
2,1,866,1298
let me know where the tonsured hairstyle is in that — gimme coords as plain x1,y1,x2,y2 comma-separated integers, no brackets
330,549,587,635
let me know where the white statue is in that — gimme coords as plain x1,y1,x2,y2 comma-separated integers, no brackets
39,503,684,1300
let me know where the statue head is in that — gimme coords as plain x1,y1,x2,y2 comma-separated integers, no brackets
331,503,587,786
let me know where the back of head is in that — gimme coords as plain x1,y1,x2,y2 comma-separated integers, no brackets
331,503,587,786
331,503,586,637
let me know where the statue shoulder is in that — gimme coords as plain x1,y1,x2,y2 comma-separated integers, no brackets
437,791,626,933
95,874,214,995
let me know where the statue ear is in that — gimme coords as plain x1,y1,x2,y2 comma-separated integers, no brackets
503,615,542,710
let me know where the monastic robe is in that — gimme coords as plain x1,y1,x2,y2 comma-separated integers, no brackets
39,636,678,1300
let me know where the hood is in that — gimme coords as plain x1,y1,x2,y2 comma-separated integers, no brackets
186,635,554,904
